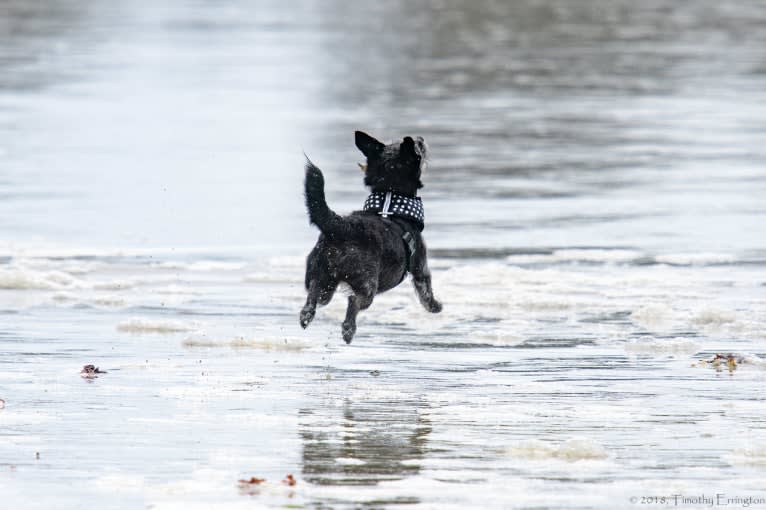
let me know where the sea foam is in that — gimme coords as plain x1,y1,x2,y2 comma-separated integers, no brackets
117,318,199,334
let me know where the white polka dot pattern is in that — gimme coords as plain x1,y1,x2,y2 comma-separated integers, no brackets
363,191,425,229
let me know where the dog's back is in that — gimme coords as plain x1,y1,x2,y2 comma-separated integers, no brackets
304,162,408,293
300,131,441,344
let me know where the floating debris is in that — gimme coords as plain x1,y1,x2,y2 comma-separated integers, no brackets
80,365,107,378
237,476,267,496
695,353,743,372
282,474,296,486
238,477,266,485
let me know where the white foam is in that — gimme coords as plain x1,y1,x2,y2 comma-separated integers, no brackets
624,338,700,355
151,261,188,270
724,446,766,468
0,242,123,259
740,354,766,369
506,249,643,265
691,308,737,327
117,318,199,334
0,268,82,290
517,298,574,311
656,252,737,265
20,259,103,275
91,296,127,307
93,279,135,291
475,329,525,346
182,335,311,351
506,439,609,461
186,261,246,271
631,303,675,329
552,249,643,263
153,285,202,295
243,272,300,283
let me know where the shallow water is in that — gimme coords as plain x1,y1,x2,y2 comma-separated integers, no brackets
1,1,765,509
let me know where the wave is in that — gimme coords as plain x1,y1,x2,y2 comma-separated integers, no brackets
724,446,766,468
117,318,199,334
182,335,311,351
506,439,609,461
624,338,701,355
152,261,246,271
243,272,301,283
656,252,737,266
0,268,82,290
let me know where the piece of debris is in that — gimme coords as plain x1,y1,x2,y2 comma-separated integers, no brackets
237,476,267,496
696,353,743,372
282,474,296,486
80,365,107,378
369,370,380,377
238,477,266,485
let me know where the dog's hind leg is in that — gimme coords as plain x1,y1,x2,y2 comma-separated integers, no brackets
300,280,320,329
301,277,338,329
341,283,376,344
316,280,337,306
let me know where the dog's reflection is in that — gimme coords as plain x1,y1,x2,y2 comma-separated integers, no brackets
300,398,431,486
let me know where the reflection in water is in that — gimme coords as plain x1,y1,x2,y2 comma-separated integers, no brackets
301,398,430,490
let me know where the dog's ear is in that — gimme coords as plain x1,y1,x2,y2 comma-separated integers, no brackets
400,136,418,158
401,137,424,188
355,131,384,158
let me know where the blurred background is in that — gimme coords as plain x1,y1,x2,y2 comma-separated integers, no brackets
2,0,764,258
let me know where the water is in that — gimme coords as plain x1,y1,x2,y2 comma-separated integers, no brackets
1,1,765,508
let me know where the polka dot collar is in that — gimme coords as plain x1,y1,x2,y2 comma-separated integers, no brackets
363,191,424,231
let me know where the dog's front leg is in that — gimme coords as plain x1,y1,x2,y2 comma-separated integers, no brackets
410,242,442,313
412,252,442,313
413,273,442,313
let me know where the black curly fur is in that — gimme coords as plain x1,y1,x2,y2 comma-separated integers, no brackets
301,131,442,344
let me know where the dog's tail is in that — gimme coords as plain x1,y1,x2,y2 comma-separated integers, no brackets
304,157,349,238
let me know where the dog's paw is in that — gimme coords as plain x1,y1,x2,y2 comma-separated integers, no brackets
299,307,315,329
342,321,356,344
428,299,442,313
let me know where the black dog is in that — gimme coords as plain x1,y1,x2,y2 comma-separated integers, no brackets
300,131,442,343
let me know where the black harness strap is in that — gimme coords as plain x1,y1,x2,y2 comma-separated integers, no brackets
401,230,416,273
388,217,417,279
362,191,423,281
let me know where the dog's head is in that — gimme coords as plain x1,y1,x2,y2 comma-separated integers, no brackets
355,131,428,197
